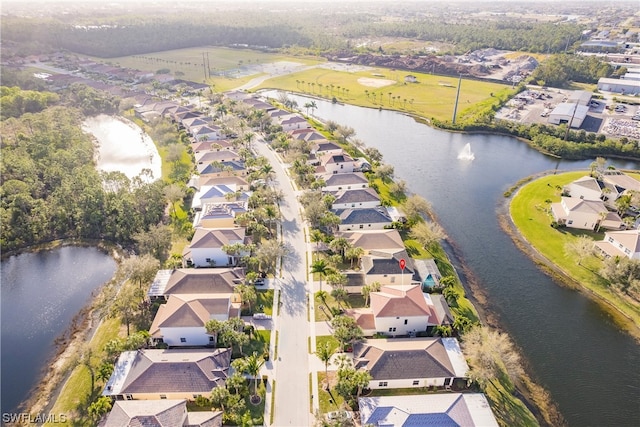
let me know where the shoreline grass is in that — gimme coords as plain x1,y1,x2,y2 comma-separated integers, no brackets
509,171,640,331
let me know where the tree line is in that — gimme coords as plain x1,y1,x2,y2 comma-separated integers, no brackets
0,99,166,253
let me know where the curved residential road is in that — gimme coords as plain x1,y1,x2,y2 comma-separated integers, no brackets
253,138,313,426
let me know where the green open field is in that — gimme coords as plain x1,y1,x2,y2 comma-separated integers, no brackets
510,170,640,328
102,47,323,92
253,66,513,122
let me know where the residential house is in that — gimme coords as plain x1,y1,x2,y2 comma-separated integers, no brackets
601,170,640,194
147,268,244,300
182,116,213,133
193,202,247,229
190,125,223,142
191,184,248,211
279,114,311,132
191,139,233,154
322,172,369,192
194,176,250,192
195,150,241,173
334,207,393,231
352,337,469,389
103,399,222,427
565,176,622,206
318,152,357,175
359,394,499,427
198,160,247,179
183,227,249,268
551,197,622,230
149,294,240,347
595,229,640,260
361,250,415,286
346,284,443,336
102,349,231,400
340,229,405,255
331,188,381,210
312,141,343,156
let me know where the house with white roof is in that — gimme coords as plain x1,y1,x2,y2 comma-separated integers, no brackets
149,294,240,347
193,202,247,229
352,337,469,389
551,197,622,230
191,184,244,210
102,349,231,401
359,394,499,427
595,229,640,260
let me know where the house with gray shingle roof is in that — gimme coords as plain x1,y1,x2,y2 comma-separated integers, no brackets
359,393,499,427
195,150,241,173
103,399,222,427
199,160,247,178
148,268,244,300
361,250,415,285
149,294,240,347
102,349,231,401
353,337,469,389
333,207,393,232
322,172,369,192
331,187,381,209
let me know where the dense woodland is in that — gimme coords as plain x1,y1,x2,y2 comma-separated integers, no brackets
1,10,585,58
0,93,166,252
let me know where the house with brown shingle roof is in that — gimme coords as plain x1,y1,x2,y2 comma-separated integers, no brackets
595,229,640,260
183,228,249,268
104,399,222,427
147,268,244,300
102,349,231,401
149,294,241,347
353,337,469,389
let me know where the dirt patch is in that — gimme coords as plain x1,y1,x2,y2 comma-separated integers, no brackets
357,77,396,88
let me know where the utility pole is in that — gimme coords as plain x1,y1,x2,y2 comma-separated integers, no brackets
202,52,207,82
206,52,211,79
564,103,579,141
452,74,462,124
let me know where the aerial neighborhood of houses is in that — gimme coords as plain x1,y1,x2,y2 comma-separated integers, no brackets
91,88,503,426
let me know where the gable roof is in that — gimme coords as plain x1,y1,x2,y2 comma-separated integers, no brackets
148,268,244,297
334,207,392,225
199,160,246,175
561,197,608,214
570,176,603,193
321,152,355,166
104,399,223,427
197,175,249,189
340,229,405,253
353,337,469,380
195,150,240,165
359,394,499,427
191,139,233,153
188,228,246,249
371,285,433,318
104,349,231,396
601,170,640,192
150,294,231,336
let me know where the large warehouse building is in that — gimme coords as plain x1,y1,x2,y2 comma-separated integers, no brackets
548,103,589,128
597,77,640,95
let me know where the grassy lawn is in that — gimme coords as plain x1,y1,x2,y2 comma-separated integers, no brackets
510,171,640,326
317,372,347,414
255,289,275,316
314,290,366,322
315,336,340,354
45,317,123,426
244,329,271,357
254,67,512,122
483,374,540,427
245,380,267,424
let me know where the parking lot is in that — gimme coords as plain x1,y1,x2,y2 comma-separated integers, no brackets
496,86,640,138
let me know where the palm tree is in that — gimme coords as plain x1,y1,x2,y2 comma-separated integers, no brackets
345,246,364,269
244,352,265,400
315,290,332,314
310,259,333,291
309,229,325,259
361,284,372,307
331,287,348,309
315,342,334,389
329,237,351,261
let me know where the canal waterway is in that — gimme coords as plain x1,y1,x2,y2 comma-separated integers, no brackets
1,115,160,414
264,91,640,426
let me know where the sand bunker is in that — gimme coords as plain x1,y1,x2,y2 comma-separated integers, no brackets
357,77,396,88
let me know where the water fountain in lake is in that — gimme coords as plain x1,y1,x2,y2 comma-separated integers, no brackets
457,142,475,160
